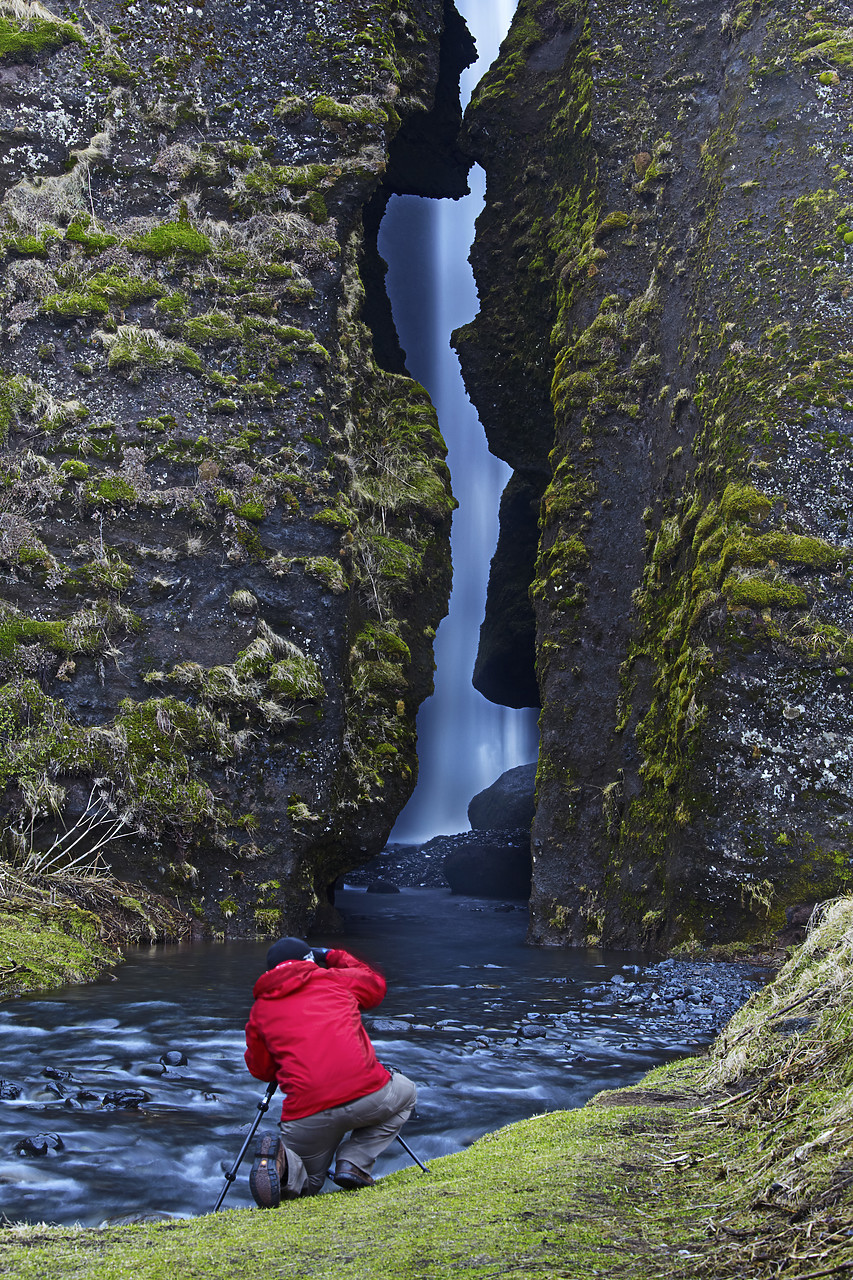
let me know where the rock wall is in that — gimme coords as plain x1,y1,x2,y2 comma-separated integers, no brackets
0,0,467,937
458,0,853,946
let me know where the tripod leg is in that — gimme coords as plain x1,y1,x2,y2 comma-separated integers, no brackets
395,1133,429,1173
213,1080,277,1212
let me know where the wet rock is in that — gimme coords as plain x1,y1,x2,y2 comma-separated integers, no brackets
15,1132,63,1157
43,1067,73,1082
520,1023,547,1039
365,880,401,894
0,1080,21,1099
159,1051,188,1068
442,831,531,899
102,1089,147,1110
341,843,448,890
777,1017,817,1036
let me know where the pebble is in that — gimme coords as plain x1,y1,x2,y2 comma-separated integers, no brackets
520,1023,546,1039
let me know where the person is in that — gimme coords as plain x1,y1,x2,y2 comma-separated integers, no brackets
244,935,417,1207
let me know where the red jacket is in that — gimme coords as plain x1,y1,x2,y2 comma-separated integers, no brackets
244,948,391,1121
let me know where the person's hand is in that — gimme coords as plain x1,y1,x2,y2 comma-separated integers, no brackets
311,947,330,964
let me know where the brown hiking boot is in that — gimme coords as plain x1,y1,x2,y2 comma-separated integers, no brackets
332,1160,375,1190
249,1134,287,1208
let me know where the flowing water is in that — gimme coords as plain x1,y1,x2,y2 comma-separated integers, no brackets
0,890,761,1226
386,0,539,842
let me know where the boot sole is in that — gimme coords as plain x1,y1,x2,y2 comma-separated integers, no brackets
249,1134,283,1208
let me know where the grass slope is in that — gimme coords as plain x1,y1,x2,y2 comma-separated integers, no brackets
0,901,852,1279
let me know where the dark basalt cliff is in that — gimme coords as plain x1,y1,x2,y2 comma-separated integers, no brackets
458,0,853,947
0,0,470,938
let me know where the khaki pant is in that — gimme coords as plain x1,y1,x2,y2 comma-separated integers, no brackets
277,1071,417,1198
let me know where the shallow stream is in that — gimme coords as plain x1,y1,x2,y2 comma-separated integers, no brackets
0,890,763,1226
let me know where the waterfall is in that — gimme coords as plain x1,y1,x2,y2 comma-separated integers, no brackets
385,0,539,844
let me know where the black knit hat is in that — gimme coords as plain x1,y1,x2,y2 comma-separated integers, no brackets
266,936,315,970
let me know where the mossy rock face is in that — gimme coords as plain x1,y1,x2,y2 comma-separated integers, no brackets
459,0,853,947
0,0,461,945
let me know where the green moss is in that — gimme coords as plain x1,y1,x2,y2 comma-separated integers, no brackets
719,482,773,524
720,530,845,574
7,230,58,256
182,311,242,346
311,94,386,125
302,555,348,594
306,190,329,224
98,326,203,374
64,552,133,594
155,292,189,318
798,23,853,69
85,476,137,506
594,210,630,237
242,162,331,198
65,218,118,253
0,16,83,62
0,616,68,659
722,576,808,610
273,93,307,119
42,269,165,318
267,655,325,700
235,498,266,521
128,220,212,258
59,459,89,481
0,904,116,1000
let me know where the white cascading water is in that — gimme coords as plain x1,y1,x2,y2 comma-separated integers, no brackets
385,0,539,843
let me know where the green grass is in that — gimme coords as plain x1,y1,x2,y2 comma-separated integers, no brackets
0,1090,703,1279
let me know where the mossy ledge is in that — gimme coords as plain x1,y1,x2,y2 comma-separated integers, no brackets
1,898,851,1278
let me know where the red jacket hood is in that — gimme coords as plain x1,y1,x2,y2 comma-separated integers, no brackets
252,960,316,1001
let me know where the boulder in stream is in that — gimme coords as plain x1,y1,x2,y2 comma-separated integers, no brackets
468,764,537,832
440,831,531,900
